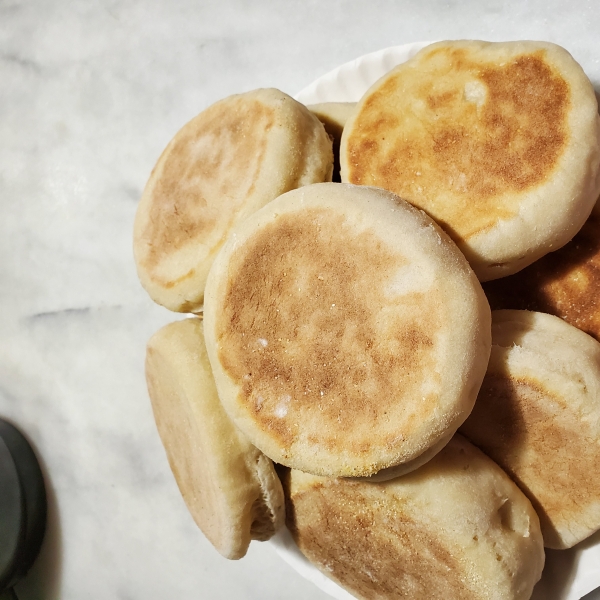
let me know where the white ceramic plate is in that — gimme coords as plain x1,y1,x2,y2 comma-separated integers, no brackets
267,40,600,600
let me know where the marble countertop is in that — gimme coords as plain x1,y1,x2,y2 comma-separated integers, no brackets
2,1,600,598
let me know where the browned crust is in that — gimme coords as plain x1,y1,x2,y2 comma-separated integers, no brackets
343,45,570,241
139,98,275,280
483,211,600,342
285,477,474,599
133,89,334,312
460,372,600,547
283,435,543,599
215,207,442,465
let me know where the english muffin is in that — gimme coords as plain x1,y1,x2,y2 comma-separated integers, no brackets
284,435,544,600
145,318,285,559
134,88,333,312
308,102,357,181
483,199,600,342
203,182,491,479
460,310,600,549
340,40,600,281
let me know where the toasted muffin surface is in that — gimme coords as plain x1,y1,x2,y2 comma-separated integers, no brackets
284,435,544,600
341,40,600,280
145,318,285,559
134,88,333,312
460,310,600,548
483,206,600,342
204,182,491,478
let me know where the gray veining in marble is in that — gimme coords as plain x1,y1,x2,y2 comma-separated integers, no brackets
2,1,600,598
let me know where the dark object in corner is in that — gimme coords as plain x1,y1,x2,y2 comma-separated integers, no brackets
0,419,47,596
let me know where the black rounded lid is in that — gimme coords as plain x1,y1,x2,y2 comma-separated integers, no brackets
0,420,47,593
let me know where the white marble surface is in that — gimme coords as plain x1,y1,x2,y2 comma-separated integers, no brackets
1,1,600,599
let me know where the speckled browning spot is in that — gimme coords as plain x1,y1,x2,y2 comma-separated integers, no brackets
216,208,441,463
483,212,600,342
345,46,570,240
460,373,600,542
141,98,275,274
286,478,475,599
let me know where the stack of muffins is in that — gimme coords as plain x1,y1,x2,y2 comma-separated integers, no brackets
134,40,600,600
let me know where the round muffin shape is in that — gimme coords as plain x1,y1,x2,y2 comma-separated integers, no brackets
134,88,333,312
460,310,600,549
145,318,285,560
483,199,600,343
340,40,600,281
284,435,545,600
204,182,491,478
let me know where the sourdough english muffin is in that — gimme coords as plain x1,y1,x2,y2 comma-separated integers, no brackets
134,88,333,312
145,318,285,560
308,102,356,135
460,310,600,549
483,199,600,342
340,40,600,281
308,102,356,182
284,435,544,600
203,182,491,479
